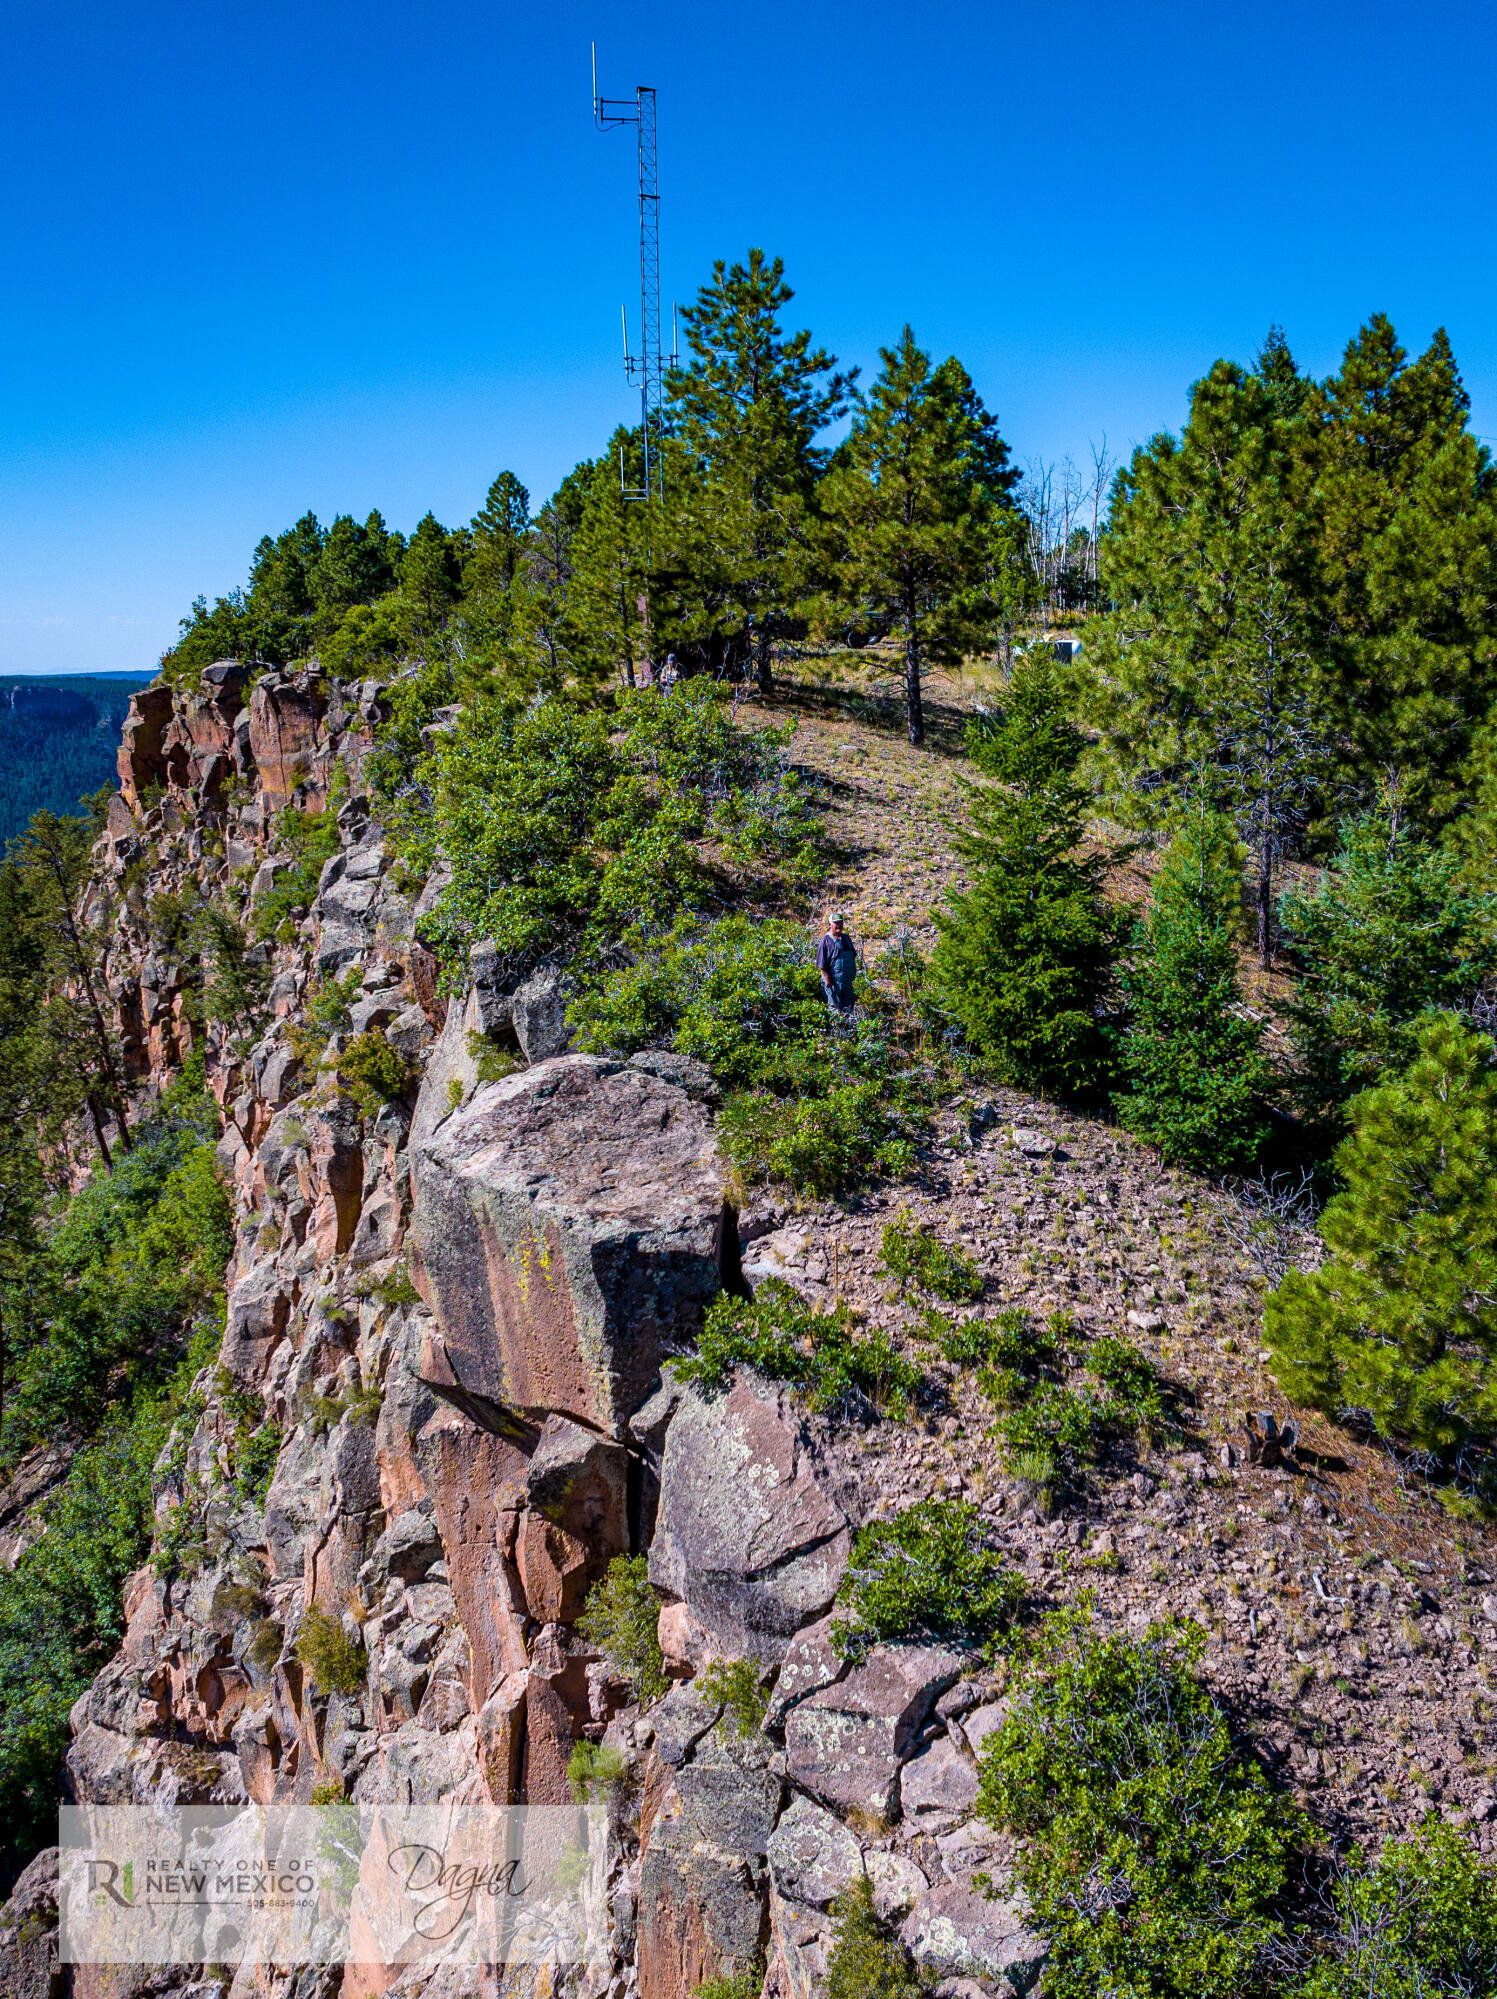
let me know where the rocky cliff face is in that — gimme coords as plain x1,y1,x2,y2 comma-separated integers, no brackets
9,664,1034,1999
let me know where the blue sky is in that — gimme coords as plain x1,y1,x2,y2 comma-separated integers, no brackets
4,0,1495,674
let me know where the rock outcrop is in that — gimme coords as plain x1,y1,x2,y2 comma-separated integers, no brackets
411,1054,730,1438
0,659,1043,1999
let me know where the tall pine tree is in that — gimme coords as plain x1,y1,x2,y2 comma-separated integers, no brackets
1302,318,1497,822
1083,355,1332,963
822,329,1015,744
669,250,853,696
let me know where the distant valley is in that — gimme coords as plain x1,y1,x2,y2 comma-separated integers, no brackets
0,672,154,846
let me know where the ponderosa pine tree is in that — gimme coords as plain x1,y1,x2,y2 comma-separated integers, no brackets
822,328,1015,745
1082,356,1333,963
399,513,463,644
669,250,853,696
7,808,133,1169
932,653,1115,1094
312,511,401,621
1117,807,1271,1171
565,434,655,688
1264,1012,1497,1459
1280,814,1497,1128
1300,317,1497,824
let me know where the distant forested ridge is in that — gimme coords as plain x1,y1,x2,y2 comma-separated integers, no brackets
0,674,153,847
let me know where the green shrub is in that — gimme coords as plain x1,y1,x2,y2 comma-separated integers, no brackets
698,1657,769,1738
353,1264,420,1309
337,1028,412,1111
572,916,929,1197
566,1740,629,1802
410,686,813,982
717,1081,919,1196
0,1419,157,1877
233,1421,282,1504
467,1030,522,1083
978,1316,1166,1483
880,1209,983,1301
1295,1816,1497,1997
695,1966,766,1999
248,1618,283,1670
2,1088,233,1465
676,1280,922,1420
825,1876,923,1999
252,808,340,941
832,1499,1023,1661
1283,814,1497,1128
577,1555,668,1703
1116,807,1273,1172
1265,1012,1497,1460
977,1603,1307,1999
296,1606,366,1697
932,657,1117,1098
285,969,361,1064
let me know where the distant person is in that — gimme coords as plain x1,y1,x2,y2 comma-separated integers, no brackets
817,911,857,1019
659,653,680,693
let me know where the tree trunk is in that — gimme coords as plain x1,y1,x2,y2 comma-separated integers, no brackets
86,1094,114,1172
755,626,773,700
1258,813,1273,969
905,599,925,747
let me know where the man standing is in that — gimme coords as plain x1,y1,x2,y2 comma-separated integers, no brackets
817,912,857,1019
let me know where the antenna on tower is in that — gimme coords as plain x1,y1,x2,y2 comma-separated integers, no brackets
592,46,664,504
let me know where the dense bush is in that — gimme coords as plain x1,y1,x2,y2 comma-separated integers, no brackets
698,1656,770,1738
577,1555,669,1702
251,807,340,941
879,1208,983,1300
932,656,1117,1097
296,1606,367,1697
825,1876,923,1999
1265,1011,1497,1461
1117,807,1272,1171
977,1603,1306,1999
2,1069,233,1465
1281,815,1497,1127
831,1498,1023,1661
574,915,927,1195
676,1278,922,1419
336,1028,412,1112
405,683,814,983
1295,1817,1497,1997
0,1418,158,1883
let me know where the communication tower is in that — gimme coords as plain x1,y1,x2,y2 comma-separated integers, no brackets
593,46,673,503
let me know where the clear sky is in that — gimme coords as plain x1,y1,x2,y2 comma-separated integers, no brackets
4,0,1495,675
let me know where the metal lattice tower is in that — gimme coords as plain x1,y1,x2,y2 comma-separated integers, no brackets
594,50,666,503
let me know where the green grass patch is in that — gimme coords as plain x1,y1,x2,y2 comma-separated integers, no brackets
676,1279,922,1420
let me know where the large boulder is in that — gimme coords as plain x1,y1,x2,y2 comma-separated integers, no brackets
900,1879,1047,1993
0,1847,58,1999
649,1377,851,1664
411,1055,729,1438
638,1693,780,1999
784,1643,963,1817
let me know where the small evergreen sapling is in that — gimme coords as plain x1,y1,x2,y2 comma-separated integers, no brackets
932,655,1116,1097
1281,813,1497,1127
1264,1011,1497,1458
576,1555,668,1702
1117,807,1272,1171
